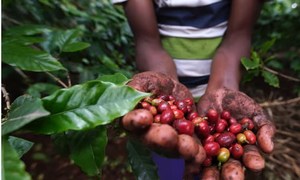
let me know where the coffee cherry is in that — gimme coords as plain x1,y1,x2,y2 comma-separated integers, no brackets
229,123,242,134
204,142,220,156
230,143,244,159
221,110,231,121
148,105,157,116
217,147,230,163
160,109,175,124
215,120,227,133
206,109,219,124
174,100,188,113
173,109,185,119
173,119,194,136
202,135,215,145
184,97,194,106
215,132,236,148
236,133,247,144
240,117,255,130
195,120,210,138
186,111,199,121
244,130,256,145
157,101,171,113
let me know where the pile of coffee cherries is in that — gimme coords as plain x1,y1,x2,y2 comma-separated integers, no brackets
138,94,257,166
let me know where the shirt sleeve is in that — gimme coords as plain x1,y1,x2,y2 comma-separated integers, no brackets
111,0,127,4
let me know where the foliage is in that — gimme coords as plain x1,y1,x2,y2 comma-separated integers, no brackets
243,0,300,94
1,0,300,179
1,0,149,179
241,39,280,88
2,0,135,87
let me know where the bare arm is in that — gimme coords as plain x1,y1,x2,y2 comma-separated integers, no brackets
123,0,178,80
206,0,263,92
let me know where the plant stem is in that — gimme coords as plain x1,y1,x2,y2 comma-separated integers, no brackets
45,72,68,88
1,85,11,111
260,97,300,107
263,66,300,82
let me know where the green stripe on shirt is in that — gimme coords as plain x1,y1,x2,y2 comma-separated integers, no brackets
161,36,223,60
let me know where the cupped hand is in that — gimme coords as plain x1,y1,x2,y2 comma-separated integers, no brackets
124,71,206,161
197,87,276,179
127,71,194,102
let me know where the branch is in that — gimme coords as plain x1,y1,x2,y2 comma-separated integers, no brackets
1,85,11,111
2,13,22,25
66,73,72,87
260,97,300,107
45,72,68,88
263,66,300,82
14,68,32,84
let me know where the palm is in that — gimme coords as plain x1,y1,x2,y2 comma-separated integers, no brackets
196,88,276,178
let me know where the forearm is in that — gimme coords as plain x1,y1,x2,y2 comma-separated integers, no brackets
206,35,251,91
206,0,263,92
135,42,178,80
123,0,178,80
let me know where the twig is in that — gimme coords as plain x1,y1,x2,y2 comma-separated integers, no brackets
1,85,11,111
66,72,72,87
14,68,32,84
45,72,68,88
260,97,300,107
263,66,300,82
2,13,22,25
275,129,300,139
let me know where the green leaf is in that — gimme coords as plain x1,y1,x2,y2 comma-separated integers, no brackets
241,69,260,84
52,126,107,176
2,95,50,135
262,70,280,88
241,52,261,71
266,59,284,70
2,42,66,72
127,139,159,180
26,80,150,134
42,29,88,53
4,25,50,36
62,42,90,52
97,73,130,85
259,38,276,54
2,137,31,180
8,136,34,158
26,83,61,98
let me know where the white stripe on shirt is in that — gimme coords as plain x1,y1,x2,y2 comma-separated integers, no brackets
174,59,212,77
155,0,223,7
158,22,227,38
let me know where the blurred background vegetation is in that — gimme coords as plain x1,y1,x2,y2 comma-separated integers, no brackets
2,0,300,179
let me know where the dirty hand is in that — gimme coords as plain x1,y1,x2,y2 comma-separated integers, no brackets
122,71,206,164
196,87,276,179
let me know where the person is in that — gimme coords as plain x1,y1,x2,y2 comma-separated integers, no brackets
112,0,275,179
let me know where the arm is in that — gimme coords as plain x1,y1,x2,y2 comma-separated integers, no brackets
206,0,263,92
123,0,178,80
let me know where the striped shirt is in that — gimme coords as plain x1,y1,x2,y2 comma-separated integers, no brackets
112,0,231,97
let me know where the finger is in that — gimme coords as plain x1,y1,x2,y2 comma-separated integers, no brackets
221,158,245,180
201,166,220,180
127,71,174,95
242,145,265,172
193,144,206,165
256,123,276,153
